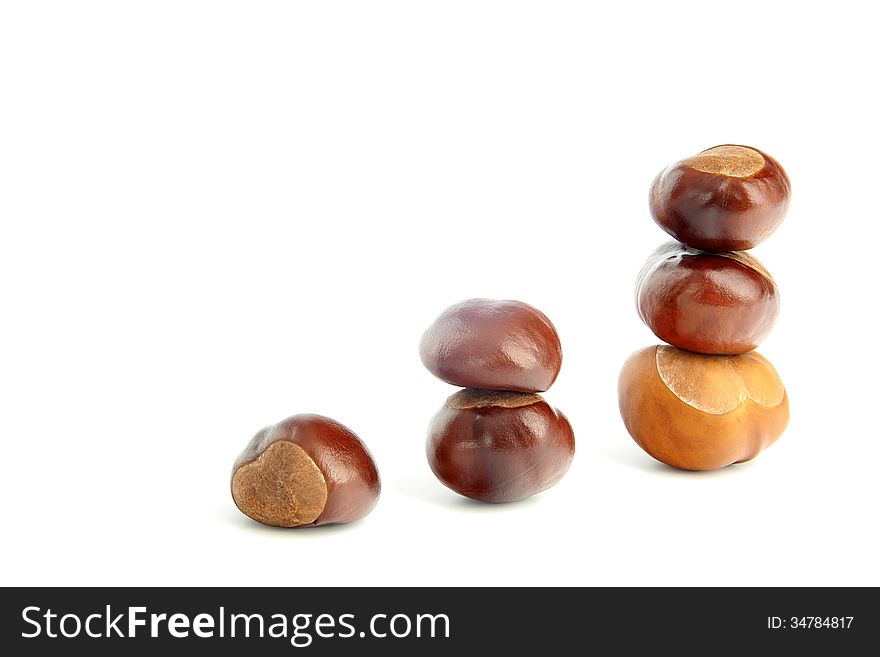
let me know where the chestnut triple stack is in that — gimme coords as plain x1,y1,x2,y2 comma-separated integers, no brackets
420,299,575,502
619,145,791,470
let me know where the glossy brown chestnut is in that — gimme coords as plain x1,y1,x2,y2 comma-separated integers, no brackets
618,345,789,471
649,145,791,251
231,414,380,527
636,241,779,355
419,298,562,393
426,389,575,502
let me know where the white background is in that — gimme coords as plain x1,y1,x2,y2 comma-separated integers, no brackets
2,1,878,587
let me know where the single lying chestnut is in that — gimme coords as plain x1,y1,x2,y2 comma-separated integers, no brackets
649,145,791,251
419,298,562,393
427,388,575,502
636,241,779,355
618,345,789,471
231,414,380,527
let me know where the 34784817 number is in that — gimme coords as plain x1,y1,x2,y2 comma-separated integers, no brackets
791,617,853,629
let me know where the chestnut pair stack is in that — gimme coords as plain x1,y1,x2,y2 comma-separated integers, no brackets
619,145,791,470
420,299,575,502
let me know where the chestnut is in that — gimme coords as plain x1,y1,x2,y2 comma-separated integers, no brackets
231,414,380,527
618,345,789,471
636,241,779,355
426,388,575,502
649,145,791,251
419,298,562,393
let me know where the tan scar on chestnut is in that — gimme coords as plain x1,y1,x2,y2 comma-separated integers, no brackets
232,441,328,528
683,145,765,177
